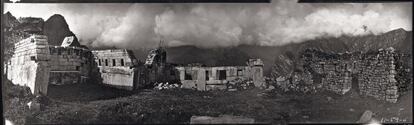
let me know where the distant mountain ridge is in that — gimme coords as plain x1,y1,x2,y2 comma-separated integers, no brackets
3,12,411,77
139,28,411,76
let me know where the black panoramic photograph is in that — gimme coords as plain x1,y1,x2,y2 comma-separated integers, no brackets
1,0,413,124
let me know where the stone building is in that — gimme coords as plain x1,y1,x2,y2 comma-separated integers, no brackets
5,35,92,94
143,47,179,85
5,32,265,95
6,35,50,95
175,59,265,91
91,49,140,90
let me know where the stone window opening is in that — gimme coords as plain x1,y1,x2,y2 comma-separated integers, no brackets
105,59,108,66
120,59,125,66
76,66,80,71
218,70,227,80
30,56,36,61
237,69,243,76
205,70,210,80
170,70,175,76
49,48,55,54
98,59,102,66
185,70,193,80
112,59,116,66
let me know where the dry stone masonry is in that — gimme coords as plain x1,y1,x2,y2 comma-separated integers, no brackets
301,50,353,95
356,48,400,103
274,48,411,103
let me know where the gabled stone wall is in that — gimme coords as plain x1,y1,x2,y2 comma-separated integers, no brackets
91,49,139,90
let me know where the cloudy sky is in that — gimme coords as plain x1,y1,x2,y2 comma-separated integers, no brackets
4,1,412,49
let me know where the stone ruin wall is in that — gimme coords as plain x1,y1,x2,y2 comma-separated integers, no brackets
175,59,264,91
48,46,91,85
6,35,50,95
355,49,400,103
5,34,93,95
303,51,353,95
91,49,138,90
285,48,411,103
176,66,249,91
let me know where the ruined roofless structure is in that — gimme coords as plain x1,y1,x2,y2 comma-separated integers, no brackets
276,48,411,103
175,59,265,91
5,34,266,94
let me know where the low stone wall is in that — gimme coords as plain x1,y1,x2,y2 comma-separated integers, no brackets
6,35,50,95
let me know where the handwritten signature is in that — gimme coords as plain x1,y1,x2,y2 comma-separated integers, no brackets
380,117,408,123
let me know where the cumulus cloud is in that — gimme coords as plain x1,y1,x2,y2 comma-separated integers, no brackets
4,1,412,48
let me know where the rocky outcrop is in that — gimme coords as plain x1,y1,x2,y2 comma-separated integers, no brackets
43,14,80,47
3,12,29,63
4,12,20,29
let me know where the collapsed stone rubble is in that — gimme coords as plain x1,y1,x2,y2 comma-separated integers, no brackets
153,82,182,90
227,78,255,91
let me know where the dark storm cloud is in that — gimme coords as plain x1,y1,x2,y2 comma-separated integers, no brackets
4,1,412,49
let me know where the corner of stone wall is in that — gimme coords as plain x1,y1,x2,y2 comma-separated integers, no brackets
7,35,50,95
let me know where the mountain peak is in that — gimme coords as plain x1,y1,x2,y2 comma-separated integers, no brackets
49,14,66,20
43,14,80,47
3,11,19,28
5,11,13,16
